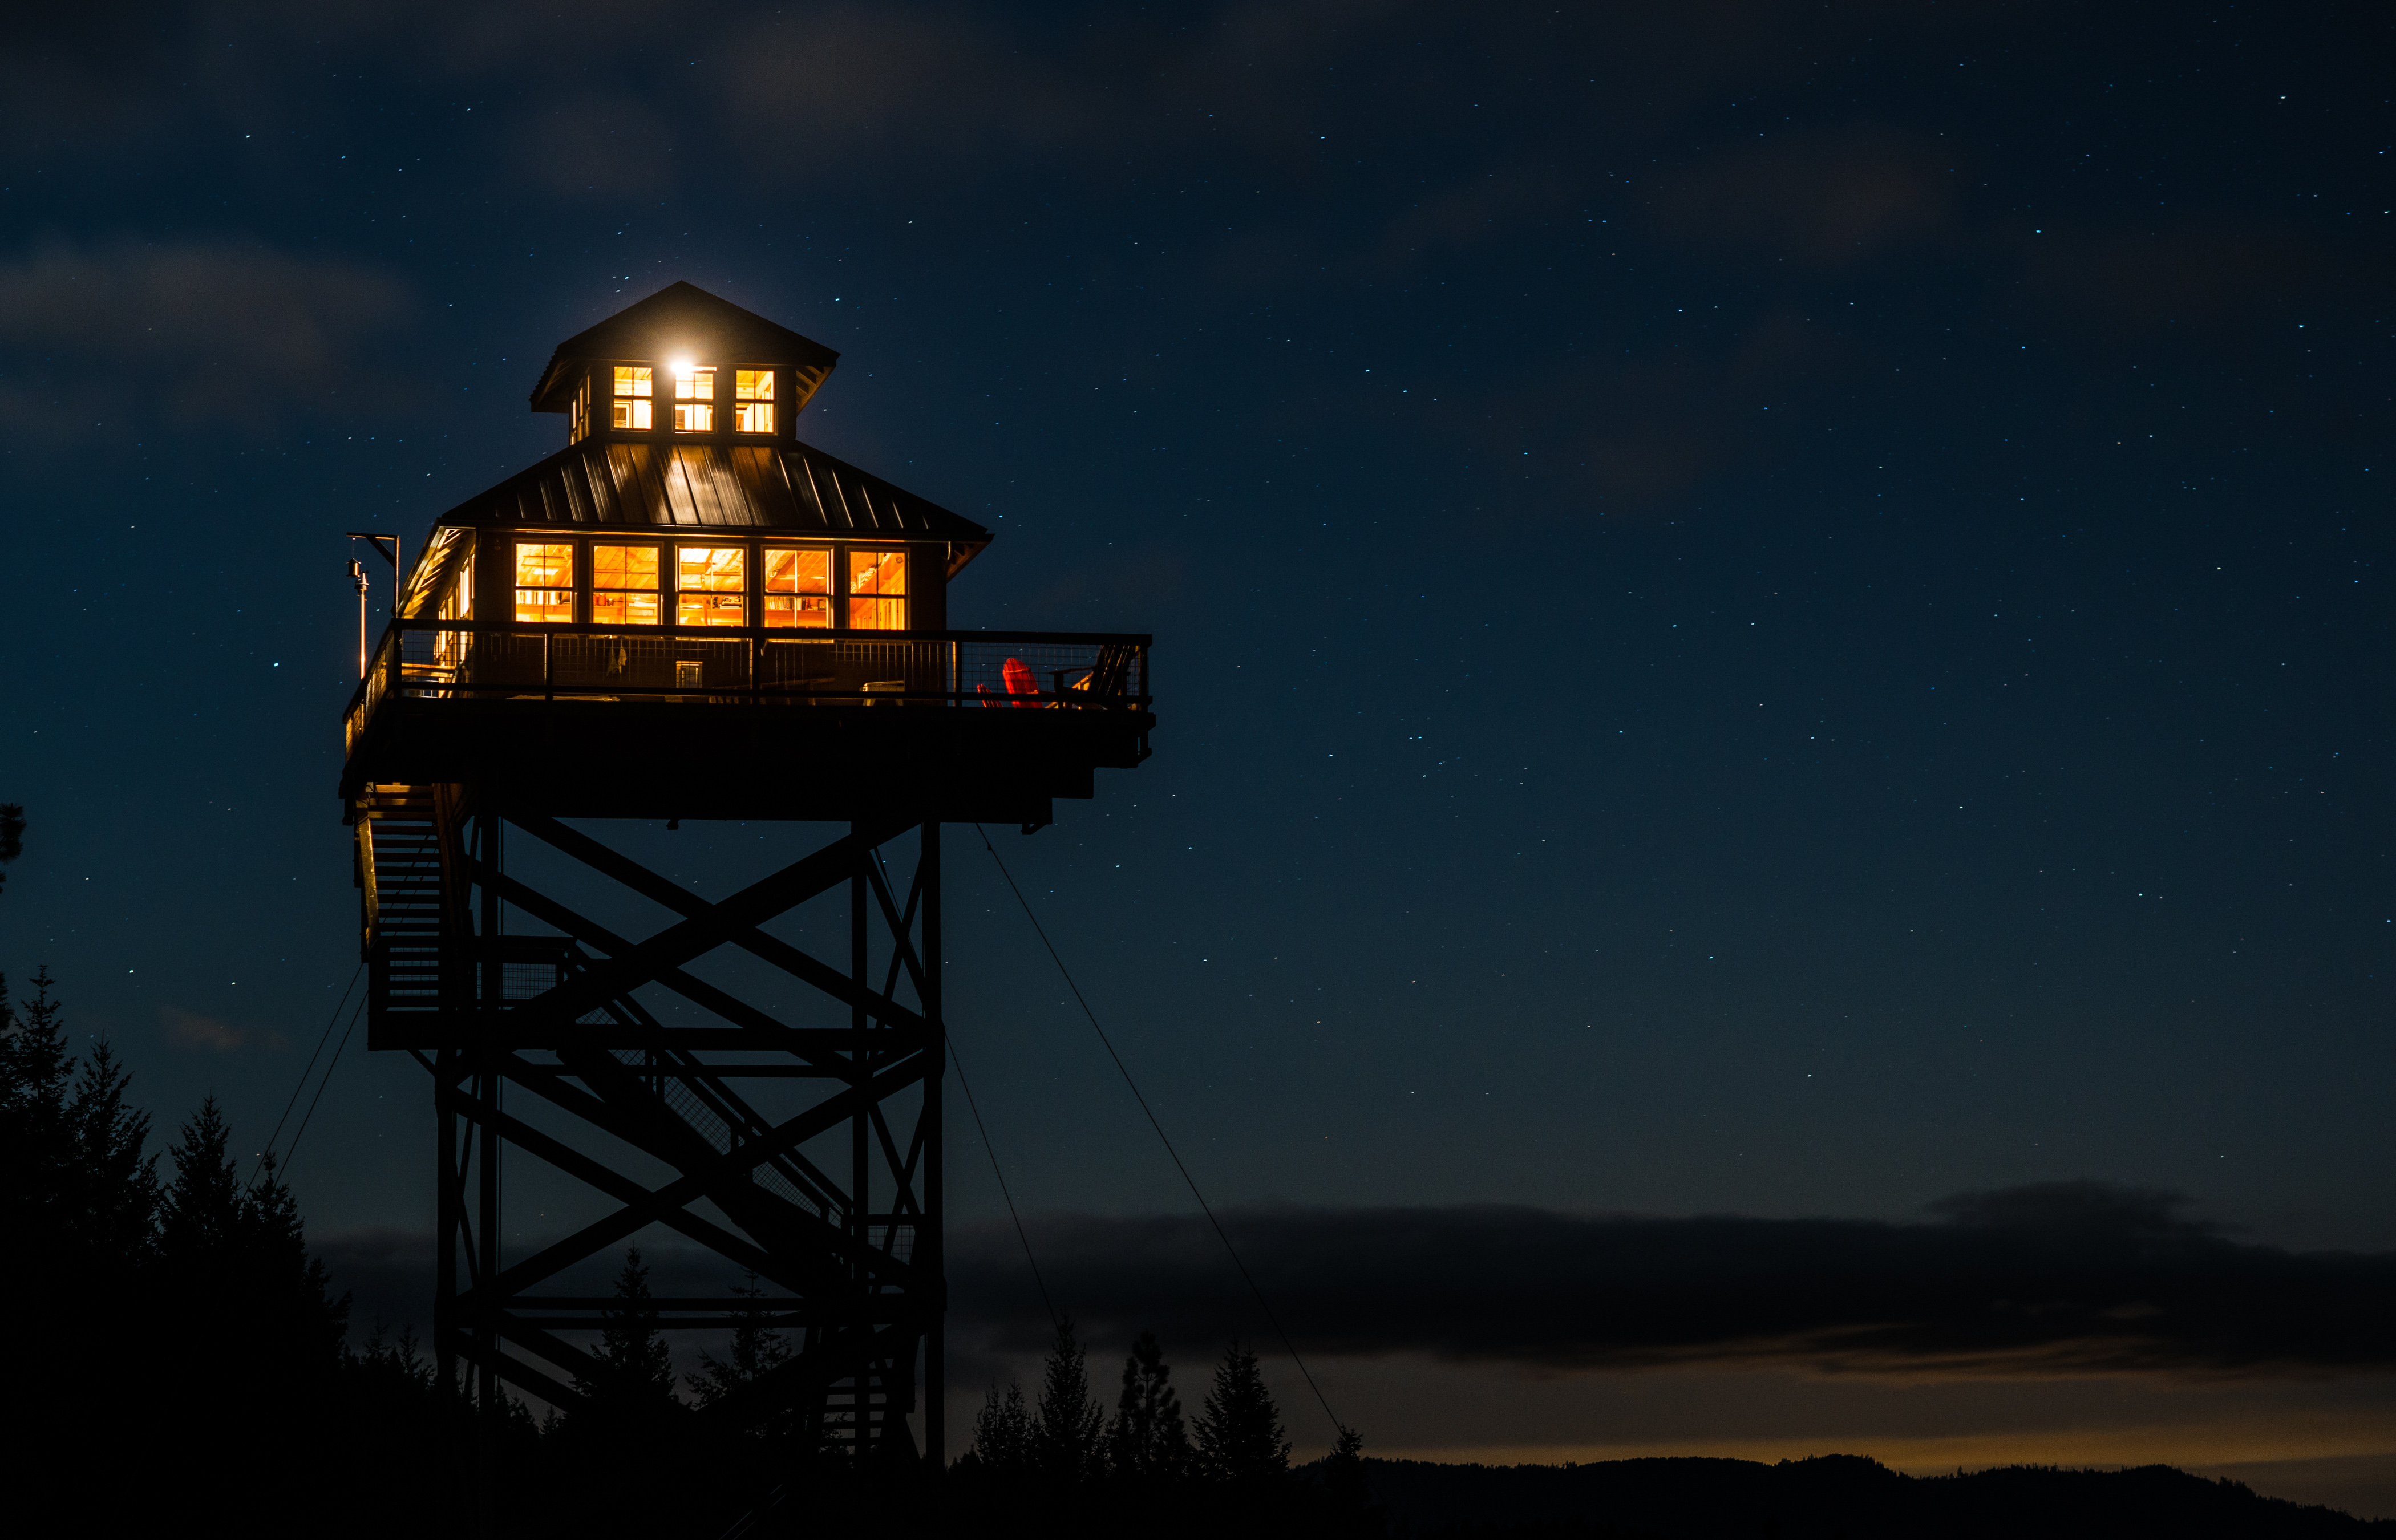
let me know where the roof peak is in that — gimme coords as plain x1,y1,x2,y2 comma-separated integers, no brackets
529,282,840,412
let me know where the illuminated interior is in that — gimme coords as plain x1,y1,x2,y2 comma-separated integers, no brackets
674,365,717,432
762,546,831,628
593,544,661,625
612,366,653,429
848,549,907,630
515,542,574,623
570,377,590,443
735,370,775,433
677,546,747,626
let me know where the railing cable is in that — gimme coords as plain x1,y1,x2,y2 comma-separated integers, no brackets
972,824,1347,1438
249,961,362,1189
947,1031,1060,1333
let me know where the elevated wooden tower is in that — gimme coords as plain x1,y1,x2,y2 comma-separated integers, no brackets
338,282,1150,1522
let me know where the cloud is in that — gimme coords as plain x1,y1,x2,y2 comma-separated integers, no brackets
310,1182,2393,1391
1656,128,1956,269
949,1183,2396,1379
160,1004,258,1051
0,238,415,435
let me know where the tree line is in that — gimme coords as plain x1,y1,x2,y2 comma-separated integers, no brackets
2,964,1382,1538
944,1319,1378,1538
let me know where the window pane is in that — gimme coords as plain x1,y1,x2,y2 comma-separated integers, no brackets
848,596,906,630
593,545,659,591
594,591,661,625
516,543,572,587
735,370,775,433
674,365,716,432
612,366,654,429
679,546,746,590
677,546,746,626
848,549,906,596
514,546,576,623
591,545,659,625
762,548,829,628
764,594,831,627
763,548,830,593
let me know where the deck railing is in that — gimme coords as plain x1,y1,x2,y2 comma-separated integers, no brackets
344,621,1151,756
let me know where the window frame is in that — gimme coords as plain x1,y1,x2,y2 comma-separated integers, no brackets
734,368,777,435
672,542,750,629
494,536,925,631
610,365,655,431
759,542,836,630
844,546,910,633
512,541,577,625
590,541,665,627
671,364,718,434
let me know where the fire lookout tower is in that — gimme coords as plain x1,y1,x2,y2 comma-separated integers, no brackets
338,283,1151,1488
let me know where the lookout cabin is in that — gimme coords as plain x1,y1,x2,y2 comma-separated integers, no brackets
339,282,1151,826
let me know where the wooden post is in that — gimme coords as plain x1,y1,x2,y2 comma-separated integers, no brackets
921,818,944,1471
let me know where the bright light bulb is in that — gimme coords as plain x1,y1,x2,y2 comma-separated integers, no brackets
670,357,694,379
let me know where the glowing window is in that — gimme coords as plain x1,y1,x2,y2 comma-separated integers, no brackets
677,546,746,626
570,376,591,443
674,365,717,432
735,370,775,433
514,542,574,623
761,547,832,629
612,366,654,429
592,544,661,625
847,549,907,631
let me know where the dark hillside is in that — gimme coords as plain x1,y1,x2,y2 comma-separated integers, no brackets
1359,1454,2394,1539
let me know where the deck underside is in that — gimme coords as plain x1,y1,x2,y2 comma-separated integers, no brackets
339,696,1151,823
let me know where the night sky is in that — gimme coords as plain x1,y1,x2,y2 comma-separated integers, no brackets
2,0,2391,1514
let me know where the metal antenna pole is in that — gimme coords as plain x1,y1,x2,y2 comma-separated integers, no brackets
351,557,370,678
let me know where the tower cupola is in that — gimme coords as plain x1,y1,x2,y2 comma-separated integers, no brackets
528,280,842,445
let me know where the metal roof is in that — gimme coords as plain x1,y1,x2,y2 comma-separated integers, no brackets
428,437,993,574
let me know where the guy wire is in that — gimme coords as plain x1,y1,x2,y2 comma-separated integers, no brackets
973,823,1347,1439
277,987,367,1181
250,960,363,1188
949,1031,1061,1333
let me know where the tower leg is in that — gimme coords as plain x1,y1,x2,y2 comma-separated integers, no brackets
921,820,944,1472
476,812,504,1538
386,810,948,1515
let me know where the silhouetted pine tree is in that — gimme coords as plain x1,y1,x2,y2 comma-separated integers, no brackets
580,1247,678,1413
1194,1340,1292,1487
1312,1424,1386,1538
1108,1329,1192,1481
690,1270,791,1401
552,1249,689,1531
64,1036,159,1257
2,970,163,1511
151,1096,350,1531
968,1379,1036,1474
0,968,153,1258
1035,1316,1107,1484
158,1099,350,1362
